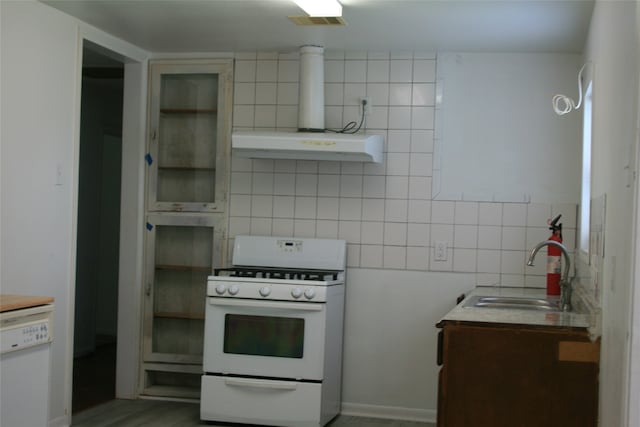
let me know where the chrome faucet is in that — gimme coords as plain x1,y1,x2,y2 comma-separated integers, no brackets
526,240,573,311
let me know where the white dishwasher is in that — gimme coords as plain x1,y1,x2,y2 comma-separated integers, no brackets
0,295,54,427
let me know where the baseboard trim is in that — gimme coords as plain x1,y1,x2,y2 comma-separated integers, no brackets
341,402,437,423
49,414,70,427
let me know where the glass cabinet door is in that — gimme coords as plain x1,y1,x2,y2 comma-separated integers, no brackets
143,214,223,365
147,60,232,212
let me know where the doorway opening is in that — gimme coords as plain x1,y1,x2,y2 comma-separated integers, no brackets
72,44,125,414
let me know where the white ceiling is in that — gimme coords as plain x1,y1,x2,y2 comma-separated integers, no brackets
42,0,595,54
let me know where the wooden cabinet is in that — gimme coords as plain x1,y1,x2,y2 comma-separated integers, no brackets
436,321,599,427
146,60,232,212
140,59,232,399
141,214,224,398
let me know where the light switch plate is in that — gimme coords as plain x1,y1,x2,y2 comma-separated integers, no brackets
435,241,448,261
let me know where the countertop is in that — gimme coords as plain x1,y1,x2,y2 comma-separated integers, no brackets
0,294,54,313
439,287,593,331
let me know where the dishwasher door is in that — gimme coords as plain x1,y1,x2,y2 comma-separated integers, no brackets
1,303,54,427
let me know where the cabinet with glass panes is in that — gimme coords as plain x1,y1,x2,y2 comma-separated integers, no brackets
146,60,232,212
140,59,231,399
141,214,224,398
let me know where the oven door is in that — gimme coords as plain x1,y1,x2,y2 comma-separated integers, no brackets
203,297,326,381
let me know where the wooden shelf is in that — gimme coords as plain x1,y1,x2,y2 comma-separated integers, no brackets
155,264,211,272
141,385,200,400
160,108,217,114
158,166,215,171
155,311,204,320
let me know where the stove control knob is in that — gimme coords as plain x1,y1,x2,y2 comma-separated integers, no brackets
215,284,227,295
304,288,316,300
291,287,303,299
228,285,240,296
259,286,271,297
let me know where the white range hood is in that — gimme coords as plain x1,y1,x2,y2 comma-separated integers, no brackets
232,131,384,163
231,46,385,164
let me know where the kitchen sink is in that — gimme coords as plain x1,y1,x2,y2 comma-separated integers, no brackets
463,295,563,312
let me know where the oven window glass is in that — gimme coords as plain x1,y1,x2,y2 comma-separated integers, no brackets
224,314,304,358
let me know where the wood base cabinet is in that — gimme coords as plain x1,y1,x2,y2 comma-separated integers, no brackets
436,322,599,427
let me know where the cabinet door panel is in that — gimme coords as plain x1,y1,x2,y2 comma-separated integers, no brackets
147,61,232,212
143,214,223,364
438,324,599,427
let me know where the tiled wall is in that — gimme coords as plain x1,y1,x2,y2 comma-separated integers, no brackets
228,50,578,288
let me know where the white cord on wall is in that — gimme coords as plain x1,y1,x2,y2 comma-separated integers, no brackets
552,62,590,115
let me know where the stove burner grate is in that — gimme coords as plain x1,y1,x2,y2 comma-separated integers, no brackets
214,267,340,281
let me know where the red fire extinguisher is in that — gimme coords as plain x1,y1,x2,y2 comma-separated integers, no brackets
546,214,562,295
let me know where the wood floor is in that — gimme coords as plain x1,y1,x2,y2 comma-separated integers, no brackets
71,399,435,427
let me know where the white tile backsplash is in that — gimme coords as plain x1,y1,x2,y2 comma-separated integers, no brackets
408,177,431,200
407,223,430,246
362,198,385,221
361,221,384,245
228,51,578,286
250,172,274,194
273,196,294,218
385,199,408,222
339,198,363,221
316,220,339,239
367,60,390,82
389,83,412,105
250,218,272,236
361,244,383,268
277,83,298,105
294,197,317,219
390,60,413,82
316,197,339,220
386,153,411,176
277,60,298,82
295,174,318,196
408,199,431,223
501,226,526,250
255,82,277,104
234,82,256,104
251,195,273,217
256,60,277,82
345,60,367,82
383,245,407,269
454,224,478,248
341,175,364,197
431,201,455,224
274,173,295,195
384,222,407,245
503,203,527,226
389,106,411,129
386,176,409,199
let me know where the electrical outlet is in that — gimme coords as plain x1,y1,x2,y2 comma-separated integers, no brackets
435,241,448,261
361,97,371,116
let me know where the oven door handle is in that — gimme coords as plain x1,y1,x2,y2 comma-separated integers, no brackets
224,377,298,391
208,297,323,311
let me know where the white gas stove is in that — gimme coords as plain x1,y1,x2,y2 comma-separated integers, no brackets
200,235,346,427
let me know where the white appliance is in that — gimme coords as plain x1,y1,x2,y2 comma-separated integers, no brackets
231,46,384,163
1,299,54,427
200,235,346,427
232,131,384,163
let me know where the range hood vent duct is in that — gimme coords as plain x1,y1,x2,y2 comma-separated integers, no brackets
231,46,384,163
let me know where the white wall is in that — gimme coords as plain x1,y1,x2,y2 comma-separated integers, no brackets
1,2,80,424
583,1,640,426
1,1,148,424
228,50,581,419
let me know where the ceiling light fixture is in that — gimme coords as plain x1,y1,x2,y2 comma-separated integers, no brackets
293,0,342,17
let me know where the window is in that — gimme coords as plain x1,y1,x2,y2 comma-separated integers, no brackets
579,81,593,255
